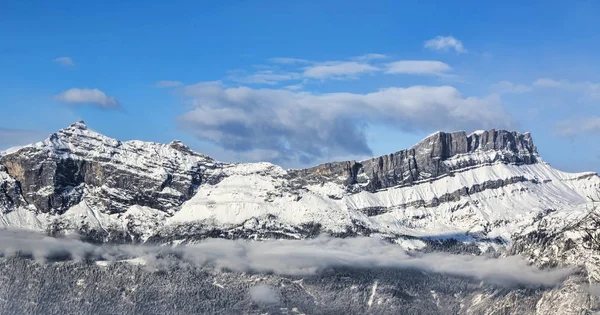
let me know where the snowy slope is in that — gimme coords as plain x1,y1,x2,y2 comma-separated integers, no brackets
171,163,352,229
166,160,599,243
0,121,598,247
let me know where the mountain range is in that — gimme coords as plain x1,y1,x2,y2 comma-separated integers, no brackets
1,121,599,314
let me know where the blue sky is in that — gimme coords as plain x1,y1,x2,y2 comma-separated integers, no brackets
1,0,599,171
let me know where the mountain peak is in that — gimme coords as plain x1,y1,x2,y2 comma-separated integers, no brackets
169,140,196,155
415,129,537,157
68,120,88,130
51,120,116,147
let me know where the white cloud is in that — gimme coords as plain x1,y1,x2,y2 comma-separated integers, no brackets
533,78,562,87
234,56,453,85
0,230,573,288
53,57,74,67
351,53,388,61
490,81,532,94
533,78,600,100
303,61,379,79
229,70,301,85
385,60,452,76
155,80,183,88
249,285,281,305
424,36,467,53
269,57,310,64
556,117,600,136
177,82,511,165
284,84,303,91
55,88,120,109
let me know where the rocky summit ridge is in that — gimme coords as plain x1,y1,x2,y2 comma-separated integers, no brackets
289,129,539,191
1,121,539,216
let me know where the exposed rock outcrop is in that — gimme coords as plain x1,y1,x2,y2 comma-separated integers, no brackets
0,121,219,214
289,130,538,191
0,166,26,213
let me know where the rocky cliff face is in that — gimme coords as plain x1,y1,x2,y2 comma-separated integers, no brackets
0,121,220,215
0,166,26,213
289,129,538,191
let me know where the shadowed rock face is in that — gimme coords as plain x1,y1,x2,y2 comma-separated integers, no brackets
0,166,26,213
0,121,218,214
288,130,538,191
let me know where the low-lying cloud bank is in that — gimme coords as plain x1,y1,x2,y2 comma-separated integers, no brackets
249,285,282,305
0,230,573,288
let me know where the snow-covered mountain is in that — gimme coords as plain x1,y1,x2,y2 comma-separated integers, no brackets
0,121,598,246
2,121,600,314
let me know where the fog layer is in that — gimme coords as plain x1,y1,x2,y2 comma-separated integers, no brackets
0,229,573,287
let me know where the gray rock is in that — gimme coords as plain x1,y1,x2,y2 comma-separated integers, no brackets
0,121,219,214
0,166,26,213
289,129,538,192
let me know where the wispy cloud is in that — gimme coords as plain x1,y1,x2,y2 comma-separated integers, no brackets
0,230,573,287
384,60,452,76
533,78,562,87
53,57,75,67
303,61,379,80
533,78,600,100
556,117,600,136
424,36,467,53
178,82,511,165
269,57,310,64
490,81,532,94
229,70,301,85
284,84,304,91
230,55,452,85
55,88,120,109
155,80,183,88
351,53,388,61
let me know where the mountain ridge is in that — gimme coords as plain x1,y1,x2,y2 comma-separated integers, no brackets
1,120,541,172
288,128,541,192
0,121,598,247
0,121,549,216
